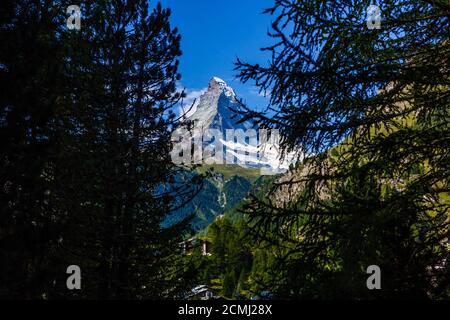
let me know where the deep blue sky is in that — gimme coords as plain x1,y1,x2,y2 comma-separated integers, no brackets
158,0,274,109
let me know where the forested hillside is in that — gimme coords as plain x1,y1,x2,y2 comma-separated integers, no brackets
163,165,261,231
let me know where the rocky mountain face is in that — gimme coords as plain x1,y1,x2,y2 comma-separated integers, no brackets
164,167,260,231
166,77,300,231
165,77,263,231
185,77,260,168
184,77,297,171
186,77,252,135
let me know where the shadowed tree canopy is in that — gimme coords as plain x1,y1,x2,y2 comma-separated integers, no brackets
0,0,200,299
235,0,450,299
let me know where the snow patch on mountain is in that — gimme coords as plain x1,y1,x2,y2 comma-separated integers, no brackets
186,77,250,135
180,77,300,173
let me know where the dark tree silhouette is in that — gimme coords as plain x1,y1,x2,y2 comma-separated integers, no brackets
235,0,450,299
1,0,197,299
0,0,70,299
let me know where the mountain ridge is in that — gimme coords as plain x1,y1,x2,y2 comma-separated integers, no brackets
186,77,252,135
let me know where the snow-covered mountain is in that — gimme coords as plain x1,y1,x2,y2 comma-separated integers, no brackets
185,77,252,134
180,77,298,173
166,78,300,230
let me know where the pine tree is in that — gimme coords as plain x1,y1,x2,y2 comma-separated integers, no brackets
53,0,194,299
1,0,197,299
235,0,450,299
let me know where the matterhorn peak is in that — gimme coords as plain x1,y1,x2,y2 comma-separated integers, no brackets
207,76,235,97
186,76,250,137
210,76,226,86
179,76,298,171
